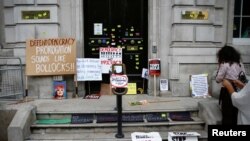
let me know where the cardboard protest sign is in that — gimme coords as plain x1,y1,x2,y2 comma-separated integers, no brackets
26,38,76,76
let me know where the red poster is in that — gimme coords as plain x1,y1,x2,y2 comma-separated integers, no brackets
149,59,161,76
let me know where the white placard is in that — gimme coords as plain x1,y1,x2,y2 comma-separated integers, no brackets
131,132,162,141
190,74,208,97
141,68,149,79
94,23,103,35
110,74,128,88
168,132,200,141
99,47,122,73
76,58,102,81
160,79,168,91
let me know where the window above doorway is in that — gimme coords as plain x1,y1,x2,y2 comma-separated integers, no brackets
233,0,250,45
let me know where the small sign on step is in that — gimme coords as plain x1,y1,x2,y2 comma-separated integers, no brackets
168,132,200,141
160,79,168,91
131,132,162,141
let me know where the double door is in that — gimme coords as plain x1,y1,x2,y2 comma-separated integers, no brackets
84,0,148,94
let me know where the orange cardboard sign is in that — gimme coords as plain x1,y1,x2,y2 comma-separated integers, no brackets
26,38,76,76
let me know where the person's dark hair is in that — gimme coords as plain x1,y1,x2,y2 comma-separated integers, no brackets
216,46,241,65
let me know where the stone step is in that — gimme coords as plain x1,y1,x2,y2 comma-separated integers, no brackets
31,124,205,136
26,130,208,141
31,106,205,139
35,111,199,125
32,116,204,128
36,111,199,118
33,96,206,115
7,96,212,141
31,117,205,136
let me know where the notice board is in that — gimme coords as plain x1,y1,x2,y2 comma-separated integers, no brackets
26,38,76,76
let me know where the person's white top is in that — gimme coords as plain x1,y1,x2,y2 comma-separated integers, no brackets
231,82,250,125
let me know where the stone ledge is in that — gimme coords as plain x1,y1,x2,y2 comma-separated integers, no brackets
8,105,37,141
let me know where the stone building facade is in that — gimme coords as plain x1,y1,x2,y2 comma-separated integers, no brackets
0,0,249,98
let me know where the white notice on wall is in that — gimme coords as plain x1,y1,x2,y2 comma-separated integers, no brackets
94,23,103,35
160,79,168,91
76,58,102,81
190,74,208,97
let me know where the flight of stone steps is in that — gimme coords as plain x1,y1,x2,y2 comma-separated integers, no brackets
26,110,207,141
7,96,214,141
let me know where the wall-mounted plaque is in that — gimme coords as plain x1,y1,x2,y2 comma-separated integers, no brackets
181,10,208,20
22,10,50,20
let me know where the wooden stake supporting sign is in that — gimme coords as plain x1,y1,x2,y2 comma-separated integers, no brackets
149,59,161,97
154,75,156,97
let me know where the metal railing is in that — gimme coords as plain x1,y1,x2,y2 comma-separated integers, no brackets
0,57,25,99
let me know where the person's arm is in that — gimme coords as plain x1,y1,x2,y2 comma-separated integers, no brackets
222,79,246,94
222,79,235,94
233,79,245,89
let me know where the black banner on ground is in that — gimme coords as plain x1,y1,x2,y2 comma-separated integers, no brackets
71,114,94,124
145,113,169,122
96,113,144,123
208,125,250,141
122,113,144,122
169,112,193,121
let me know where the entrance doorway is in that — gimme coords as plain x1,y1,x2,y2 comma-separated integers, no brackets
84,0,148,95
